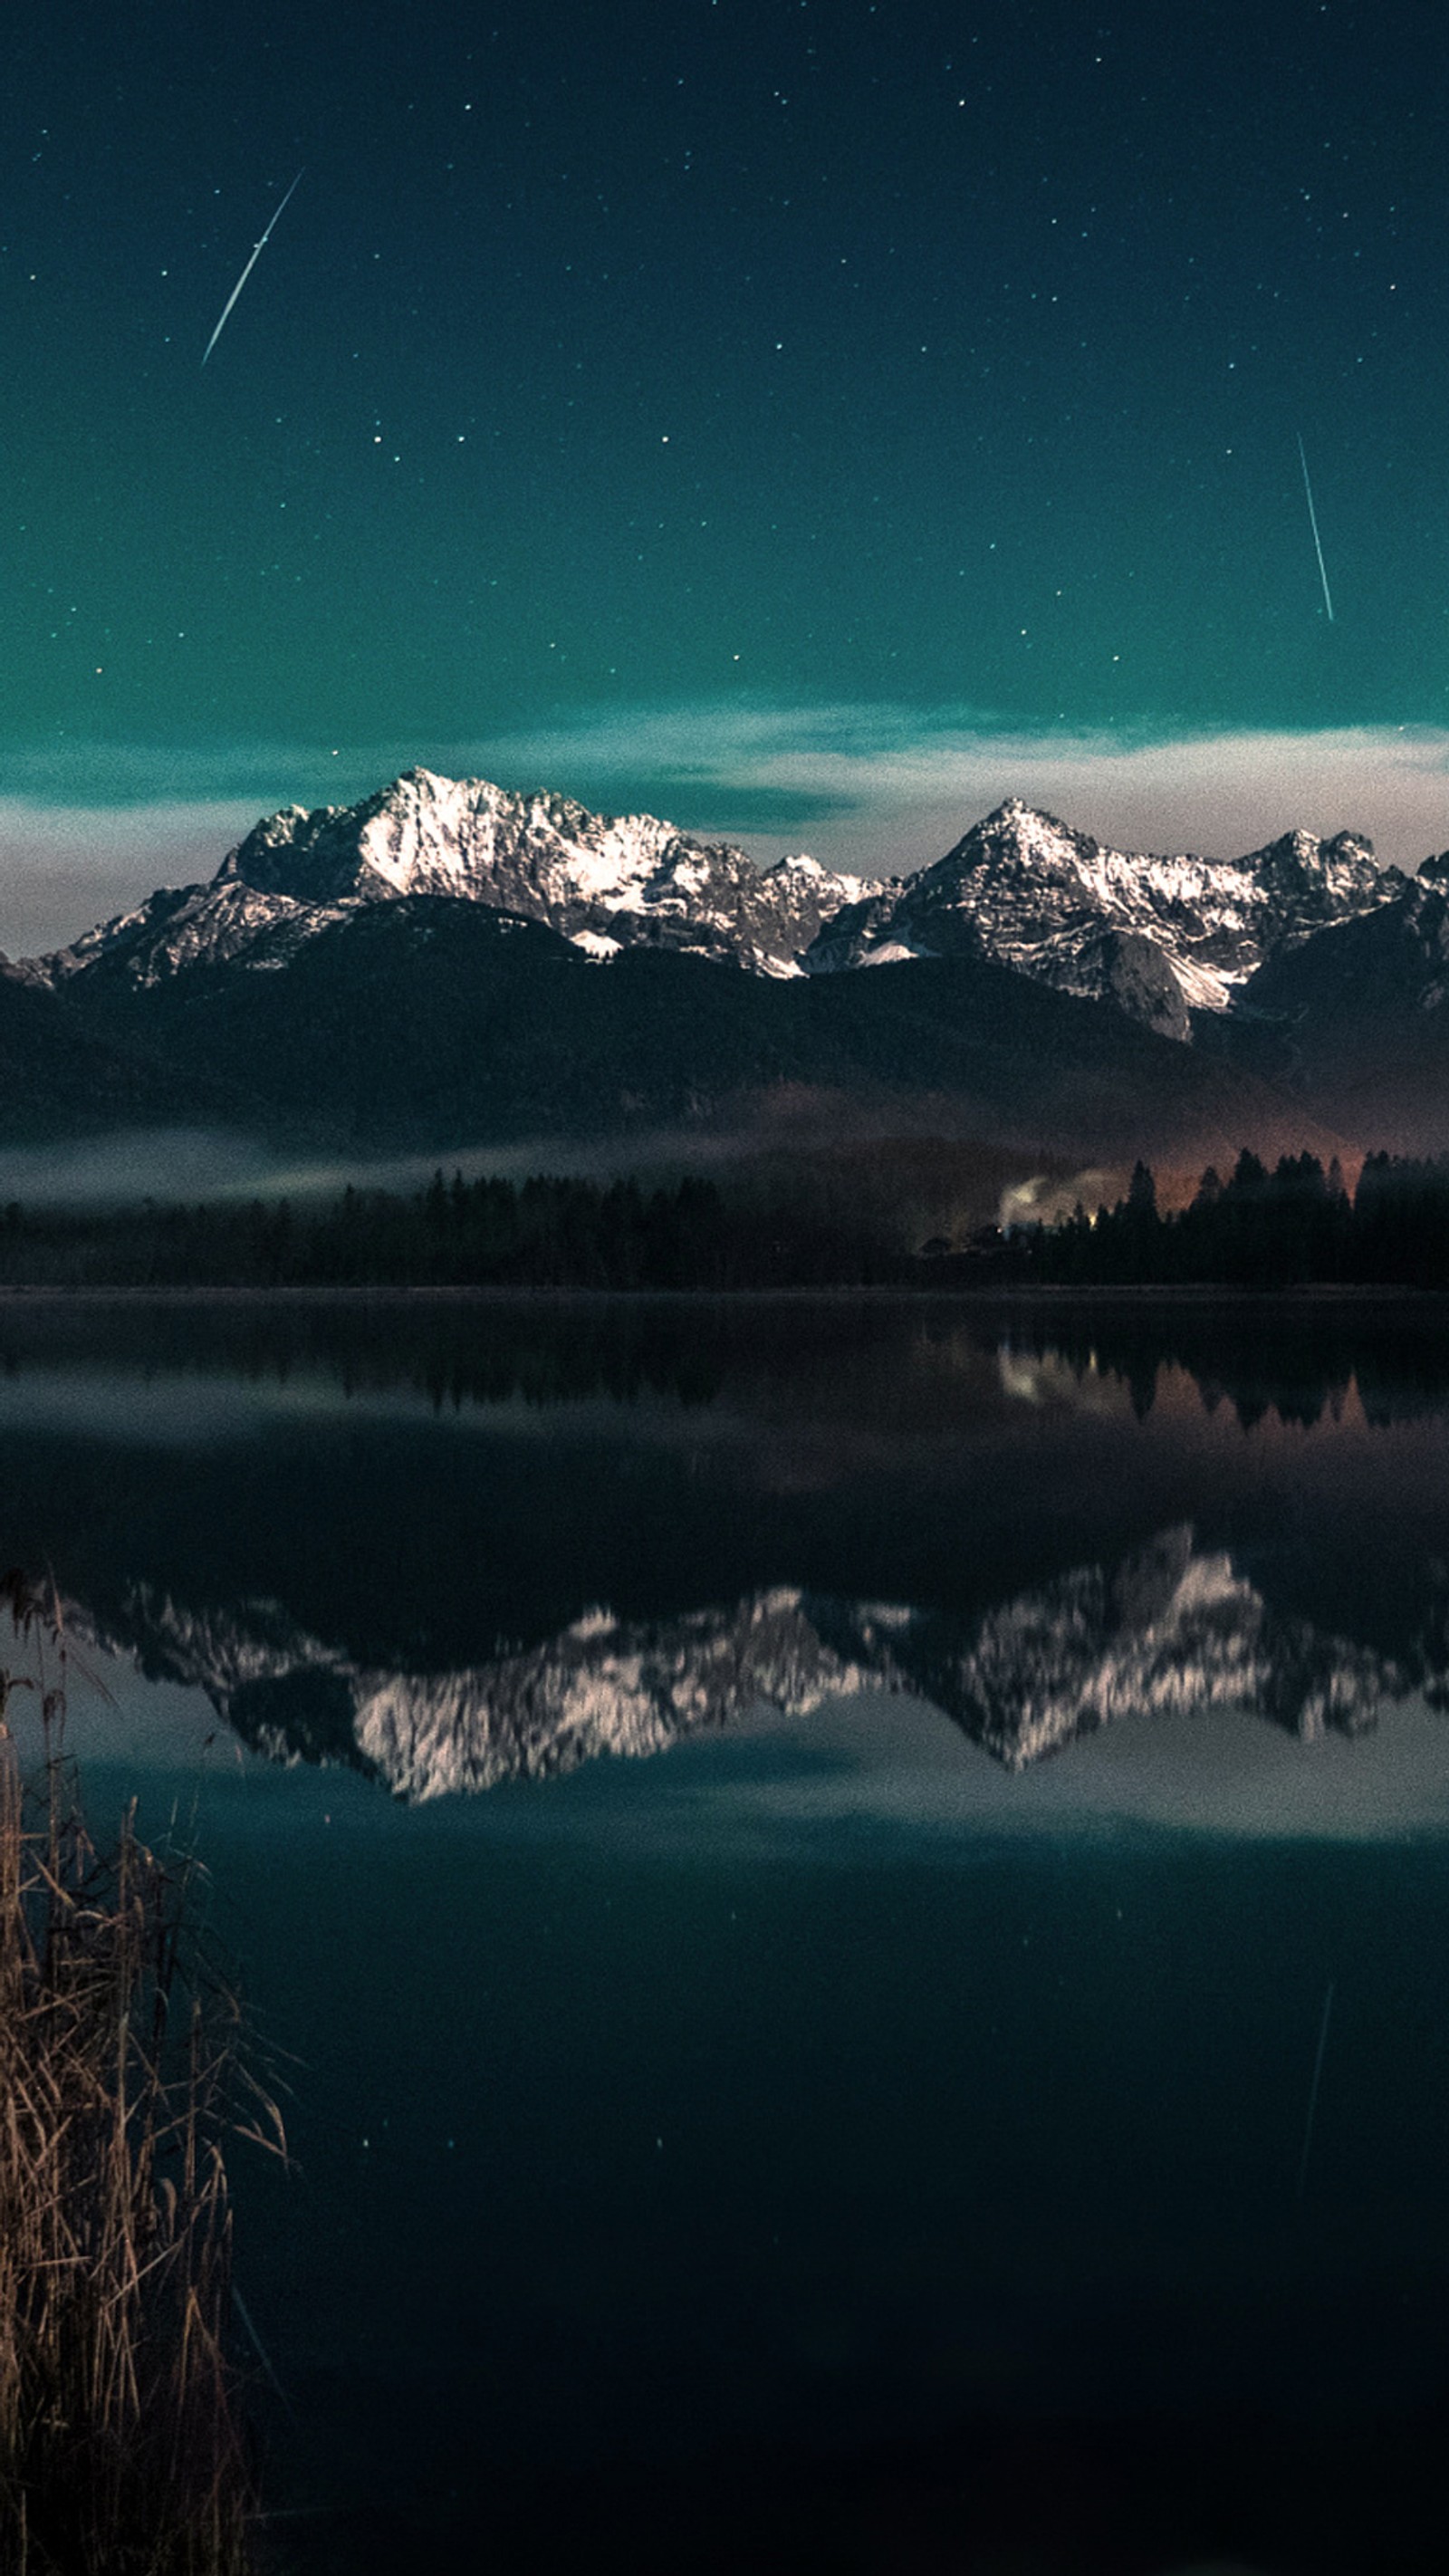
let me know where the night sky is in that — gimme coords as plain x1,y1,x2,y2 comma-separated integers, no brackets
5,0,1449,945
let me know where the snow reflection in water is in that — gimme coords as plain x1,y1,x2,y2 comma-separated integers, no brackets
4,1297,1449,2570
0,1292,1445,1809
55,1519,1444,1802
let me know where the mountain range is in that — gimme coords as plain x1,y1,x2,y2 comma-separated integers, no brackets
5,765,1448,1164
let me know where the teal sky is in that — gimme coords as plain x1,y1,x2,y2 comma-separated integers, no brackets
4,0,1449,940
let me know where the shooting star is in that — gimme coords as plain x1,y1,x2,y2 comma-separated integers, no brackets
1295,1978,1336,2204
201,169,303,366
1297,432,1335,623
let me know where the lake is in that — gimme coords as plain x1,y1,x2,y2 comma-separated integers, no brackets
4,1290,1449,2574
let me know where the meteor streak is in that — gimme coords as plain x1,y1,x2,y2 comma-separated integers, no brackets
1295,1979,1336,2203
201,169,303,366
1297,432,1335,623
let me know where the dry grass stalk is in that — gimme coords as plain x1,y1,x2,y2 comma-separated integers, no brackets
0,1575,283,2573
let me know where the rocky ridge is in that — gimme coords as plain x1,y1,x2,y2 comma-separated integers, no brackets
802,799,1405,1041
1185,855,1449,1150
13,770,1412,1045
22,768,878,993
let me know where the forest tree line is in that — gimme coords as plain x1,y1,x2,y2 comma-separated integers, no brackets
0,1169,903,1291
1,1149,1448,1290
975,1149,1449,1289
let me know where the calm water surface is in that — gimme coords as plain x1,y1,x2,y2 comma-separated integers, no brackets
5,1293,1449,2574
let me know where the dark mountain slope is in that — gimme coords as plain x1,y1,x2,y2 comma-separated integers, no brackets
24,774,1402,1046
1205,867,1449,1153
59,895,1348,1166
0,969,251,1142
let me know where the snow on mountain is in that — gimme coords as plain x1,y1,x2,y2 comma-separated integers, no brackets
1243,851,1449,1023
343,1591,866,1802
69,1582,873,1801
1202,855,1449,1151
27,876,345,990
17,771,1406,1044
803,798,1404,1040
64,1534,1431,1802
22,769,875,992
820,1525,1406,1770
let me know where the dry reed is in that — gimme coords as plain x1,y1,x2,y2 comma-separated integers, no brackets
0,1575,283,2574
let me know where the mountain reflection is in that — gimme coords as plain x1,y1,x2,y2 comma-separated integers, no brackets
820,1526,1421,1770
2,1294,1448,1801
61,1521,1445,1801
76,1585,868,1799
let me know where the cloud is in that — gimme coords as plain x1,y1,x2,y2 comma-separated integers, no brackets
472,704,1449,879
0,1120,834,1211
0,799,263,958
5,710,1449,954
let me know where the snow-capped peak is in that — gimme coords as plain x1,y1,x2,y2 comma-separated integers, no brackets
802,798,1404,1038
14,766,1407,1041
206,766,880,977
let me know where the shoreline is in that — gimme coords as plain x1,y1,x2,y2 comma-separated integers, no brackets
0,1280,1447,1309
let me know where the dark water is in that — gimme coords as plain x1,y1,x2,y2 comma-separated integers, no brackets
5,1292,1449,2573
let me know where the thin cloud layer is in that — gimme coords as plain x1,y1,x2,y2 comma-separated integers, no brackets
0,801,260,959
481,706,1449,879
